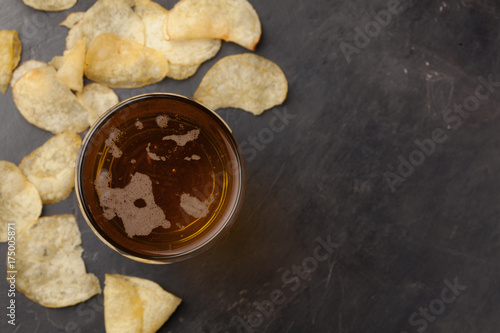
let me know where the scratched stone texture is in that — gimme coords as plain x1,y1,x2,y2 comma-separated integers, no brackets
1,0,500,332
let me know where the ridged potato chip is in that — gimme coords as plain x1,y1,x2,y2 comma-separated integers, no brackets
105,274,182,333
10,59,45,88
194,53,288,115
23,0,77,11
164,0,261,51
15,214,101,308
66,0,145,50
55,38,86,92
104,274,143,333
0,30,22,94
49,56,64,70
19,131,82,204
84,33,168,89
12,65,90,133
166,63,200,81
77,83,119,125
0,161,42,242
135,0,221,80
60,12,85,29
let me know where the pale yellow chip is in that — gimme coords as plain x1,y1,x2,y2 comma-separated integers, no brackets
0,30,22,94
12,65,90,133
15,214,101,308
66,0,145,50
49,56,64,70
55,38,86,92
85,33,168,89
165,0,261,51
104,274,143,333
0,161,42,242
166,63,201,81
10,60,46,88
194,53,288,115
22,0,77,11
60,12,85,29
135,0,220,80
105,274,181,333
77,83,119,125
19,131,82,204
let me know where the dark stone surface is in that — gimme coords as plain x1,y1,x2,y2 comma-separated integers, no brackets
1,0,500,332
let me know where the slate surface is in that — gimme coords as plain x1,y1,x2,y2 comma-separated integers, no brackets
1,0,500,332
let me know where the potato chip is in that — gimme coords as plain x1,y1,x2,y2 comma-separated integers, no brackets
85,33,168,89
104,274,143,333
77,83,119,125
166,63,200,81
165,0,261,51
135,0,220,80
12,65,90,133
10,59,45,88
19,131,82,204
55,38,86,92
194,53,288,115
60,12,85,29
66,0,145,50
49,56,64,70
22,0,77,11
15,214,101,308
105,274,181,333
0,161,42,242
0,30,22,94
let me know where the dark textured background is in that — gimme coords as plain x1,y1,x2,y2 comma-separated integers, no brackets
1,0,500,332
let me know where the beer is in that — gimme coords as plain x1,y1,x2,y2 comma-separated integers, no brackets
76,94,245,263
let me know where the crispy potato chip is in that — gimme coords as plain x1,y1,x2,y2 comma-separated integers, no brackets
85,33,168,89
60,12,85,29
55,38,86,92
49,56,64,70
194,53,288,115
166,63,201,81
104,274,143,333
0,161,42,242
23,0,77,11
15,214,101,307
66,0,145,50
77,83,119,125
10,59,45,88
0,30,22,94
165,0,261,50
135,0,220,80
19,131,82,204
105,274,181,333
12,65,89,133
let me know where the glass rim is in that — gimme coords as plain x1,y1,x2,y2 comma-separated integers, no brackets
75,93,246,264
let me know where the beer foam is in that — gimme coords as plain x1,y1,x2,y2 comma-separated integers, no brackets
94,170,171,237
155,115,170,128
105,128,123,158
162,129,200,146
184,154,201,161
179,193,213,219
146,143,167,161
135,120,144,129
146,143,164,161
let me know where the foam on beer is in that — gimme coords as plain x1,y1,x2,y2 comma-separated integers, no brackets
104,128,123,158
162,129,200,146
95,170,171,237
180,193,213,219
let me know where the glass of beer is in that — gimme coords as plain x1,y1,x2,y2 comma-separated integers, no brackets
75,93,246,264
